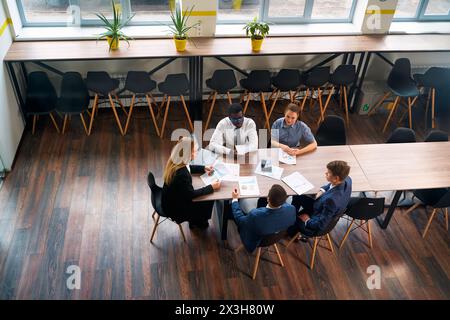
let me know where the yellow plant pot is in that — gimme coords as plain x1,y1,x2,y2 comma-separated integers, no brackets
174,38,187,52
251,38,264,52
107,36,119,50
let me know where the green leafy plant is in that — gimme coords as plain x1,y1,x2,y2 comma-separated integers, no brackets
243,17,270,40
168,5,200,40
96,0,135,51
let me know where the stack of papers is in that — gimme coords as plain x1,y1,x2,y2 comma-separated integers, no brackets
236,145,251,155
278,149,296,165
200,161,240,185
254,161,284,180
238,176,260,196
282,172,314,195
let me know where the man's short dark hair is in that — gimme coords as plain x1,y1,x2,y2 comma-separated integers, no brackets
268,184,288,207
327,160,350,181
228,103,243,115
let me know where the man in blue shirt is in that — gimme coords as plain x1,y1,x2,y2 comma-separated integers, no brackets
231,184,296,253
288,160,352,238
271,103,317,156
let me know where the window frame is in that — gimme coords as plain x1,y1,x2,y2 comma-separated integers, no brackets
393,0,450,22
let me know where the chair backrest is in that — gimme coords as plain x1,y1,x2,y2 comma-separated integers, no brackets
316,115,347,146
316,211,344,237
345,197,385,220
424,130,448,142
210,69,237,92
423,67,450,89
163,73,189,95
272,69,302,90
387,58,413,89
330,65,356,85
259,231,285,247
434,189,450,209
386,127,416,143
245,70,272,91
58,72,90,111
147,171,165,217
26,71,58,113
305,66,330,87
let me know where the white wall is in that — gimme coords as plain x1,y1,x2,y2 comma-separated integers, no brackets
0,1,24,170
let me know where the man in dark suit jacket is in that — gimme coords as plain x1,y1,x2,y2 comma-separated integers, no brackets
231,184,296,253
288,160,352,238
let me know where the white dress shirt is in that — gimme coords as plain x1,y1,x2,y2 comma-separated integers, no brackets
208,117,258,155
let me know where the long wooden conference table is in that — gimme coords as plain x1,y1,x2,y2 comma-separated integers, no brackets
5,34,450,122
192,142,450,240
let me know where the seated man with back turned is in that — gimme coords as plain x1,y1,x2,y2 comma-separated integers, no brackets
208,103,258,155
288,160,352,239
231,184,296,253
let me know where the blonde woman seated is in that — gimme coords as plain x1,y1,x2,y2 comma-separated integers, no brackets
162,137,221,229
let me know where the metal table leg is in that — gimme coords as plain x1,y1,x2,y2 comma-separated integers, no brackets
377,190,403,229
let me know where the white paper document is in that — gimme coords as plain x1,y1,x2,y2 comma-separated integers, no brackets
282,172,314,195
200,171,224,186
254,161,284,180
238,176,260,196
235,144,250,155
219,163,240,182
278,149,297,165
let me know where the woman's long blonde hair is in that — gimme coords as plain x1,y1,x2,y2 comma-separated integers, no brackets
163,137,196,185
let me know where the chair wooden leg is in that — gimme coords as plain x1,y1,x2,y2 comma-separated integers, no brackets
49,113,61,133
227,92,232,105
180,95,194,132
317,87,324,120
178,224,187,242
268,89,277,101
243,92,251,114
260,92,271,130
382,96,400,133
339,219,354,248
252,248,262,279
367,220,373,248
206,92,213,104
146,94,161,137
204,91,217,131
273,244,284,267
234,244,244,253
160,96,171,139
422,208,437,238
150,214,160,243
79,113,89,135
286,232,300,248
404,203,421,215
424,89,431,128
408,97,413,129
445,208,448,231
339,85,343,109
368,91,391,116
32,115,37,134
310,238,319,270
343,85,349,125
114,93,128,117
431,88,436,129
62,115,69,134
300,88,310,113
109,94,124,135
123,94,136,135
318,86,334,125
267,90,280,123
88,94,99,136
151,210,156,220
326,234,334,253
157,94,167,118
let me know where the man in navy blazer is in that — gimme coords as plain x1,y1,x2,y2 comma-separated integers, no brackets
288,160,352,238
231,184,296,253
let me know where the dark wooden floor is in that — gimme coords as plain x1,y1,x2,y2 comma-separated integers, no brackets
0,95,449,299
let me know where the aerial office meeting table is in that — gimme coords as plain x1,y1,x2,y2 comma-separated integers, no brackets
192,142,450,240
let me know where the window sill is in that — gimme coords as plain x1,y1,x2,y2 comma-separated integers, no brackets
389,21,450,34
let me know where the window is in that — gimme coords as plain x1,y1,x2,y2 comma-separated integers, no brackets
394,0,450,21
17,0,172,26
218,0,357,23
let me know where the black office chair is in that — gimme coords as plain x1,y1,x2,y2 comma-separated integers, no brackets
328,65,356,125
240,70,273,129
286,212,343,270
235,231,285,280
315,115,346,146
424,129,448,142
268,69,302,121
385,127,416,143
301,66,331,123
414,67,449,129
204,69,237,131
147,172,187,243
86,71,127,135
56,72,91,135
339,197,385,249
404,188,449,238
122,71,160,136
25,71,60,134
158,73,193,138
368,58,419,133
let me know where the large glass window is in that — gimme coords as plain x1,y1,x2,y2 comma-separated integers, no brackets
394,0,450,21
218,0,262,22
19,0,74,24
130,0,173,23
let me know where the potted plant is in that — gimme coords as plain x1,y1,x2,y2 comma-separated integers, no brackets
168,5,200,52
244,17,270,52
96,0,135,51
